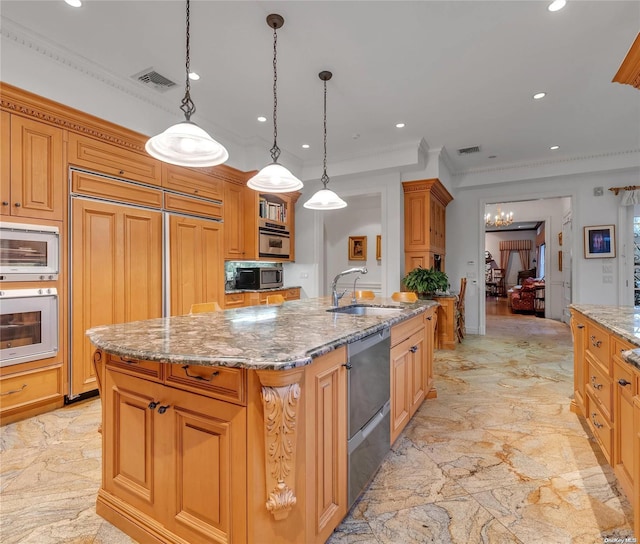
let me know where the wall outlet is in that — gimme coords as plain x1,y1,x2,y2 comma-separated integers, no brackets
603,275,613,284
602,264,613,274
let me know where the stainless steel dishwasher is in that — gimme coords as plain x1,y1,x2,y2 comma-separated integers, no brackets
346,326,391,507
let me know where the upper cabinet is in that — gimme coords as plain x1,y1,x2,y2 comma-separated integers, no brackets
162,163,223,201
1,113,65,221
224,180,248,260
68,132,161,186
402,179,453,272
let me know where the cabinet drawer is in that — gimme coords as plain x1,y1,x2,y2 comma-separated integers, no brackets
586,321,610,373
71,170,163,208
586,391,613,463
283,288,300,300
586,355,613,419
391,315,422,347
164,192,222,219
0,364,63,414
614,360,637,401
165,364,246,405
611,336,635,361
162,164,223,202
106,354,163,382
224,293,246,308
68,133,161,186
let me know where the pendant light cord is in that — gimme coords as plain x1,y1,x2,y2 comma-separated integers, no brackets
180,0,195,121
269,23,281,163
321,78,330,189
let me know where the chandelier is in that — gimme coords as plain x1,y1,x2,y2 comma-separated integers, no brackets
485,205,514,228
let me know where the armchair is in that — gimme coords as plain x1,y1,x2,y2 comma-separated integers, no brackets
510,278,543,313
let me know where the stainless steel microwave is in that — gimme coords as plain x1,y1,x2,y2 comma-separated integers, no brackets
235,267,283,290
0,223,59,281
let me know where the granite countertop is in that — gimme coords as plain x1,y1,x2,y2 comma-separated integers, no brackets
570,304,640,370
224,285,302,295
87,297,437,371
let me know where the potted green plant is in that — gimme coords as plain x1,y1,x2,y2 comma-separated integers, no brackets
402,267,449,298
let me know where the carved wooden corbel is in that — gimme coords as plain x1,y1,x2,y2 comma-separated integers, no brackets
256,368,304,521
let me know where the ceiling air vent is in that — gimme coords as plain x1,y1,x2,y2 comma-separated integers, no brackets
457,146,481,155
131,68,177,93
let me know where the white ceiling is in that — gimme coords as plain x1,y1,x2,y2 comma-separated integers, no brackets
2,0,639,179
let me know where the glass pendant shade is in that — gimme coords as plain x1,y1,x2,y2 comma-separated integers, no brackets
303,188,347,210
145,120,229,167
246,163,303,193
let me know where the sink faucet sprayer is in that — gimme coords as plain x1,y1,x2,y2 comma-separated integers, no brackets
331,267,367,306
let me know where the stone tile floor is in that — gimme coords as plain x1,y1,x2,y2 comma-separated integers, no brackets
0,310,635,543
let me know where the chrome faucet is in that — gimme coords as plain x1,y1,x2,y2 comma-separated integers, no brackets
351,276,360,304
331,267,367,306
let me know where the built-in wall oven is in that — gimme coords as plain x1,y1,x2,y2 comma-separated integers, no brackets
0,288,58,367
0,223,59,281
258,221,290,259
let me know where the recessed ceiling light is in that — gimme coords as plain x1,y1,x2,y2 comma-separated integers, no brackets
257,116,267,123
188,72,200,81
550,145,560,150
533,92,546,100
395,123,405,128
64,0,82,6
302,144,310,149
548,0,566,12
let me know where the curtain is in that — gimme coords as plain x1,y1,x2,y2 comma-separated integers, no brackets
620,189,640,206
498,240,532,276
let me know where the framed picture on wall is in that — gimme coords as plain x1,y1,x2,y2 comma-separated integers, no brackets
584,225,615,258
349,236,367,260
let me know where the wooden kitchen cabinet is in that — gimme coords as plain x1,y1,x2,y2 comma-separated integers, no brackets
224,292,247,309
224,181,247,259
435,295,457,350
71,199,162,396
101,361,247,544
570,310,587,414
1,114,64,221
68,132,161,186
402,178,453,273
613,353,637,500
168,215,224,316
303,346,348,543
162,163,223,202
634,393,640,539
390,314,427,445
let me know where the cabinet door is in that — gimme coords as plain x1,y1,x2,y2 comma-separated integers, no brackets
9,115,64,220
613,358,636,500
404,191,429,251
169,215,223,316
304,347,347,543
224,182,246,259
408,328,426,417
103,369,166,520
1,112,10,215
390,337,412,445
570,311,587,415
165,386,247,544
71,199,162,395
424,309,436,396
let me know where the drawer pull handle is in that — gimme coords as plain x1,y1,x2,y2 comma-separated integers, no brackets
591,413,603,429
589,336,602,348
1,201,8,206
1,383,27,396
14,202,21,207
182,365,219,381
410,346,418,353
148,401,159,410
618,379,631,387
121,358,138,365
158,404,170,415
426,316,432,321
577,324,585,329
591,376,603,390
342,363,352,370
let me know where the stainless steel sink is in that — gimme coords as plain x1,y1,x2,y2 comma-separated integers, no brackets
327,304,403,316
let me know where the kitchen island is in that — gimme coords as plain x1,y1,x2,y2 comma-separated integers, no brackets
88,296,438,544
570,305,640,540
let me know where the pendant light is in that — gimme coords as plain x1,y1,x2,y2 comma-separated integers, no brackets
145,0,228,167
303,71,347,210
247,14,303,193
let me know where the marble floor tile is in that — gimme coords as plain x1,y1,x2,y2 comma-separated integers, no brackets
0,311,634,543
